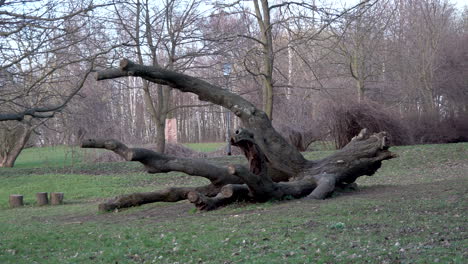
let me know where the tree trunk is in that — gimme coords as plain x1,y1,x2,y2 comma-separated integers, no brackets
9,195,23,208
87,59,396,212
0,123,32,168
154,118,166,153
253,0,275,119
50,192,64,205
36,192,49,206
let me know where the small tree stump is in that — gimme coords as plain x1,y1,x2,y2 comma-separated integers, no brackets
9,194,24,208
36,192,48,206
50,192,64,205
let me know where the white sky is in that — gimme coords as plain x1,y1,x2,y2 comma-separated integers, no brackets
339,0,467,10
451,0,466,10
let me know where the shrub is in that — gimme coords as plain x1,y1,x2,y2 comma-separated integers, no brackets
323,100,409,148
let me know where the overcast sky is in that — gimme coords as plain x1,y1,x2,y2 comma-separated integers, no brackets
451,0,466,10
337,0,466,10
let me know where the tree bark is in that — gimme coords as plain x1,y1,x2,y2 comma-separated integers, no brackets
0,123,32,168
50,192,64,205
36,192,49,206
9,195,23,208
187,184,251,211
98,185,218,212
88,59,396,211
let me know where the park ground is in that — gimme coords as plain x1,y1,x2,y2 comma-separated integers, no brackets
0,142,467,263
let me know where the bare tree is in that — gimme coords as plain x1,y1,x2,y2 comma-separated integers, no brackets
111,0,211,152
382,0,458,114
211,0,376,119
0,0,111,166
326,0,395,102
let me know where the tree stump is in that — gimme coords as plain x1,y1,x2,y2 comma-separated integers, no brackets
9,194,23,208
50,192,64,205
36,192,49,206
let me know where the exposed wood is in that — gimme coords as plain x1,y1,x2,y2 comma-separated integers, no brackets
50,192,64,205
9,194,23,208
36,192,48,206
187,184,251,210
98,185,218,212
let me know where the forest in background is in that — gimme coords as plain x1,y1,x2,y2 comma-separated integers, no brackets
1,0,467,167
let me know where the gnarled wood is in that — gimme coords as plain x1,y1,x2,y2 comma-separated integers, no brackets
82,139,246,211
86,59,396,212
99,185,219,212
188,184,251,210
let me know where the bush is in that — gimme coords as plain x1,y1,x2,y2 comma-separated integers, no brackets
323,99,468,148
404,113,468,144
324,101,409,148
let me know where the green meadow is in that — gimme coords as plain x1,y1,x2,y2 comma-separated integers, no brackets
0,143,466,263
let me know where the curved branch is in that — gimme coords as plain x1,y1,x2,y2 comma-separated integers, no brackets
96,59,307,175
97,59,257,120
81,139,243,187
0,66,93,122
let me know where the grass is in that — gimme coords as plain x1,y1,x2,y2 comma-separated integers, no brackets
183,142,226,152
13,145,86,168
12,142,225,169
0,143,467,263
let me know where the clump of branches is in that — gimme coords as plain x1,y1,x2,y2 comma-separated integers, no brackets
324,100,408,148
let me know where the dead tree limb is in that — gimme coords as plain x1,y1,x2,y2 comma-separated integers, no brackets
97,59,306,176
82,139,243,186
82,139,246,211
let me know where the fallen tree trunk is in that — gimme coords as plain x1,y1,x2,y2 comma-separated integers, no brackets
84,59,396,211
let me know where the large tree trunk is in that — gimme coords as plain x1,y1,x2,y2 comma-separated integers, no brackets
86,59,396,211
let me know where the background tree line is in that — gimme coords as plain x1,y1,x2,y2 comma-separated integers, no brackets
1,0,467,167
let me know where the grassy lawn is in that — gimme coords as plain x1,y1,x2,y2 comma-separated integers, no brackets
0,143,467,263
12,142,225,169
183,142,226,152
13,145,86,168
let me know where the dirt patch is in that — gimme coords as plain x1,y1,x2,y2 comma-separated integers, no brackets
59,201,195,225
